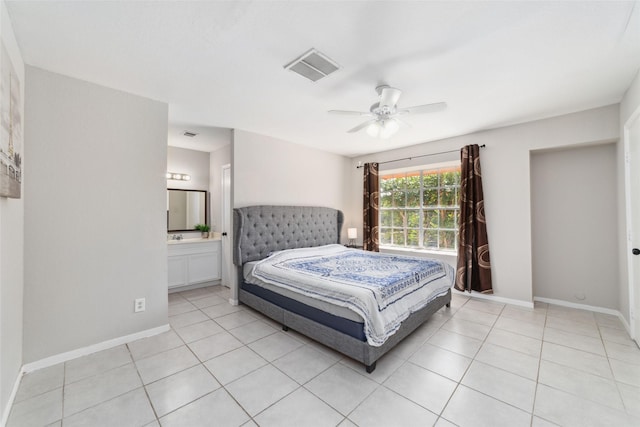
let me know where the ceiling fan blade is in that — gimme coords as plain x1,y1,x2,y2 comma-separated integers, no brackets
379,86,402,107
398,102,447,115
328,110,372,116
347,120,376,133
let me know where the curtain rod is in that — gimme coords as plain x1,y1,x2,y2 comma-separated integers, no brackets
355,144,486,169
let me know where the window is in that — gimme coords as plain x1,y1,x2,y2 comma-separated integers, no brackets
379,164,461,252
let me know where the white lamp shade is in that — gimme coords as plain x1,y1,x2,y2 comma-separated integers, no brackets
366,119,399,139
347,228,358,239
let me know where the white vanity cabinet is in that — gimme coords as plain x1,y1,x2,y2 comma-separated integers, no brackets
168,239,221,290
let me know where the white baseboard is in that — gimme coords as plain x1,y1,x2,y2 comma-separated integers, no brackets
453,288,534,309
1,366,25,427
21,323,170,374
533,296,632,337
229,298,239,306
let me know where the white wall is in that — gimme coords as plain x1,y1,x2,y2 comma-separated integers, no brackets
233,130,351,238
23,67,168,363
618,70,640,324
209,144,231,233
167,146,210,191
348,105,619,304
531,143,618,308
0,0,24,421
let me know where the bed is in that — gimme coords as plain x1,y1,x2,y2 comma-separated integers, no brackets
233,205,453,373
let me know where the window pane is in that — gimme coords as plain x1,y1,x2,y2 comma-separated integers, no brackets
380,210,392,227
380,191,392,208
407,210,419,227
406,190,420,207
392,230,405,246
424,210,438,229
423,171,438,188
424,189,438,206
424,230,438,248
380,178,394,192
439,230,456,250
406,173,421,190
439,188,456,206
440,209,456,228
392,211,404,227
407,229,419,246
380,228,392,245
392,191,406,207
441,170,459,186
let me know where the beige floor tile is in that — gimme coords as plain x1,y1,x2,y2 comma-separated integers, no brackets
188,330,244,362
543,327,606,356
174,319,224,343
226,365,298,416
461,361,536,412
254,387,343,427
134,346,199,384
541,341,613,378
272,344,337,384
305,364,378,415
7,387,62,427
485,327,542,357
228,320,278,344
65,345,132,384
538,360,624,410
441,316,492,341
63,363,141,417
427,329,483,358
349,387,438,427
63,388,155,427
493,315,544,339
127,329,184,360
384,362,457,414
159,388,250,427
475,343,539,380
248,331,304,362
14,364,64,403
145,364,220,416
410,343,472,381
534,384,639,427
204,346,268,385
442,385,531,427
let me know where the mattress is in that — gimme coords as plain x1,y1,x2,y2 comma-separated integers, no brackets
243,261,364,323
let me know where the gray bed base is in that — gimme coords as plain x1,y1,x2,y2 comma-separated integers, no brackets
233,205,452,373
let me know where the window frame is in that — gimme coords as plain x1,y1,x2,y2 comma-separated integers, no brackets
378,161,461,253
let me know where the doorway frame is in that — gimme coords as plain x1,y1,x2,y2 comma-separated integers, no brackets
623,104,640,342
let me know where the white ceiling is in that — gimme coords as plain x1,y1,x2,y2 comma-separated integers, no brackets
6,1,640,157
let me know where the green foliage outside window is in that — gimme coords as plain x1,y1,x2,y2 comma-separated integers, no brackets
379,166,460,251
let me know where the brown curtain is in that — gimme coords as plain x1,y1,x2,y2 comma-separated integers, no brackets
455,145,492,293
363,162,380,252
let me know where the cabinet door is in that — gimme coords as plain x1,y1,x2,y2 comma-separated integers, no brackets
168,255,188,289
188,252,220,283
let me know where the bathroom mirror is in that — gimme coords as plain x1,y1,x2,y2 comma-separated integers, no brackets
167,189,208,231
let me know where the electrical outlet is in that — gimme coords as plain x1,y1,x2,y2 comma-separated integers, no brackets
134,298,146,313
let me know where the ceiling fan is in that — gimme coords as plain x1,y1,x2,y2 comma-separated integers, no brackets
329,85,446,139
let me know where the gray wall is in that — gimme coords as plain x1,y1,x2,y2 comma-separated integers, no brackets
531,143,618,308
23,67,169,363
0,1,25,420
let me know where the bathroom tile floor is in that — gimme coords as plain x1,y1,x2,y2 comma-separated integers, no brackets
8,285,640,426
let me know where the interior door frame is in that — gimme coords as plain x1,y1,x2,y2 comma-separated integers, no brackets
220,163,231,292
623,104,640,342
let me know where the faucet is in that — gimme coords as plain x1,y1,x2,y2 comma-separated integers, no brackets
171,234,183,241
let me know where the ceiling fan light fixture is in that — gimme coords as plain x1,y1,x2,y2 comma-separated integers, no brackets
367,119,399,139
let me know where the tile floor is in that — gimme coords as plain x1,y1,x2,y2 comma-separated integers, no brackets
8,285,640,427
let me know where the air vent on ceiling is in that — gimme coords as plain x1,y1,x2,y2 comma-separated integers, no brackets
183,131,198,137
284,48,340,82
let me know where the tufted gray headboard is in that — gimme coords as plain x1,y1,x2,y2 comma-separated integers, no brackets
233,205,344,266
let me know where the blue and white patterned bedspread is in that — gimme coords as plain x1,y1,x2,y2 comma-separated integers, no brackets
249,244,455,346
